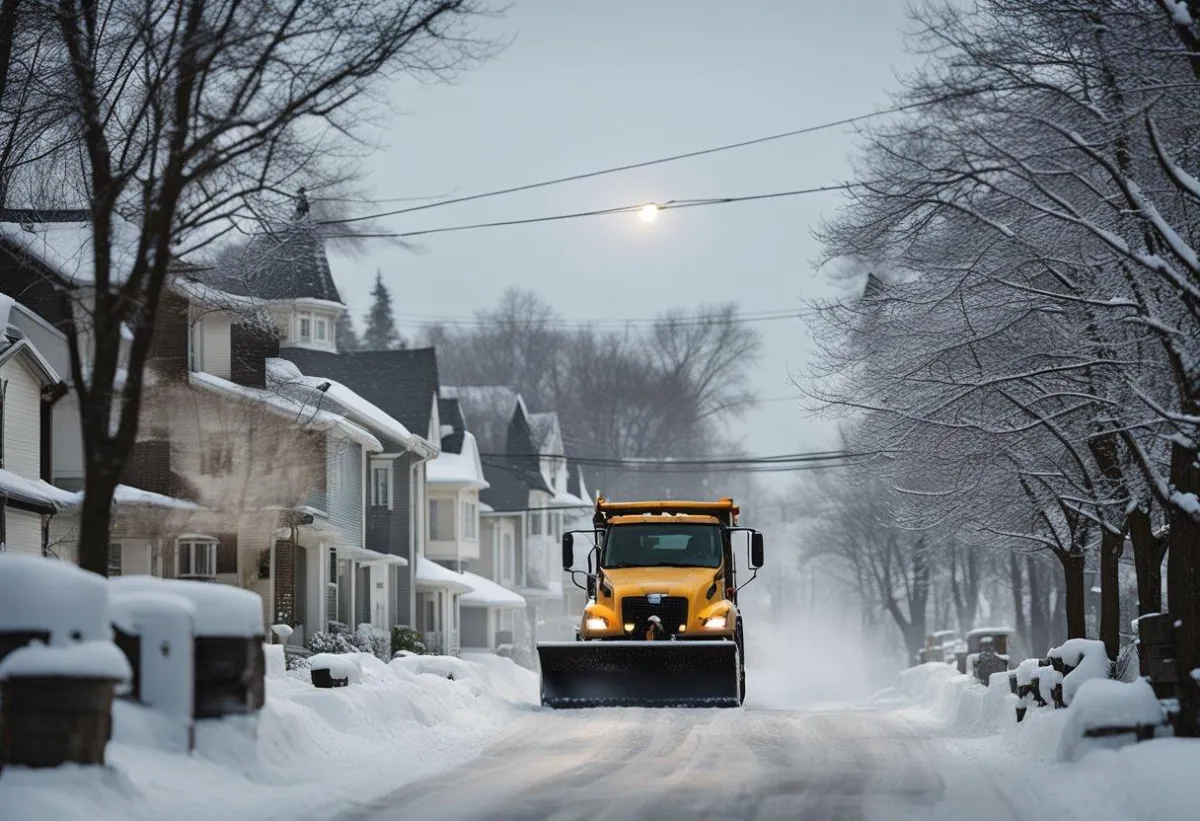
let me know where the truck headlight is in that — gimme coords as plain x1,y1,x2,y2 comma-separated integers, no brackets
585,617,608,631
703,616,727,629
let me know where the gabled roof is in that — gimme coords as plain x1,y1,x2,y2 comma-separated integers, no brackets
441,386,520,454
205,216,342,304
527,412,563,456
283,347,439,438
0,216,139,286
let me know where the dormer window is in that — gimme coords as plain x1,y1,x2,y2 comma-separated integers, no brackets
299,315,311,341
315,318,327,341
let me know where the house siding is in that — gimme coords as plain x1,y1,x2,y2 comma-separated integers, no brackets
1,356,42,477
325,441,363,547
3,509,43,554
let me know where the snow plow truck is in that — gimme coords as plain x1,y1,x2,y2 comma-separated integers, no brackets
537,497,764,708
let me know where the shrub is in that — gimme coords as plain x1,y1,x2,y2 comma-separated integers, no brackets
354,623,391,662
391,625,426,656
308,629,355,654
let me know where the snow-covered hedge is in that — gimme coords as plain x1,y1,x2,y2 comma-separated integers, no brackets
307,622,392,661
1049,638,1111,706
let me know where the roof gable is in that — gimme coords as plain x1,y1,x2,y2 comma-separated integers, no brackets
283,346,440,435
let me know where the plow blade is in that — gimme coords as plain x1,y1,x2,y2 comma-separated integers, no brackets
537,640,740,708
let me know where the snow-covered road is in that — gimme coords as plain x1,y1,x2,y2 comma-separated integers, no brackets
338,705,1040,821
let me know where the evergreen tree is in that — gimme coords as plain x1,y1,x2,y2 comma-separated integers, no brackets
362,270,402,350
336,310,361,352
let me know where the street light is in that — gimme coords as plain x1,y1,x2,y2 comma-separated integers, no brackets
638,203,660,223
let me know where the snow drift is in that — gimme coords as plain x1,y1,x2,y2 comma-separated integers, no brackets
0,651,538,821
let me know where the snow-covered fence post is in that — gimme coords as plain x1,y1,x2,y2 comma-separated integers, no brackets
109,589,197,753
0,555,130,770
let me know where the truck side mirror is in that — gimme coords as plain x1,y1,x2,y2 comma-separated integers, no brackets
750,532,764,569
562,532,574,571
586,576,596,599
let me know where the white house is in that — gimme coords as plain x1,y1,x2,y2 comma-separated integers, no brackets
0,295,76,555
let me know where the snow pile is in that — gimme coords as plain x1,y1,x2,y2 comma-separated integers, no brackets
308,652,363,684
0,640,131,682
896,662,1013,736
0,652,538,821
1050,638,1111,705
1057,678,1164,763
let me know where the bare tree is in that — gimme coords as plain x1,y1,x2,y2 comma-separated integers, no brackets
2,0,493,577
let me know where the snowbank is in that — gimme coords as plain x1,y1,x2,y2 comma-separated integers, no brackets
0,653,538,821
308,652,363,684
1051,639,1111,705
1057,678,1164,763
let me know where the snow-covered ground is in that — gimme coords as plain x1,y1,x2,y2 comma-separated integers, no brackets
891,662,1197,821
0,651,538,821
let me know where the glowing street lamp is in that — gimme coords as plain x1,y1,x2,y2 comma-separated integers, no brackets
638,203,660,223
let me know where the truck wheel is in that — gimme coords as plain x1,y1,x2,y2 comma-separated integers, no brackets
736,620,746,705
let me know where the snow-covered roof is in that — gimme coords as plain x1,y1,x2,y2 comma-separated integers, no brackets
414,556,473,592
109,576,264,638
551,491,589,509
527,412,563,456
0,640,132,682
427,431,489,489
966,626,1014,638
60,484,201,512
191,369,382,452
267,358,422,452
336,544,407,566
459,570,526,609
172,276,271,329
0,468,80,513
0,554,111,644
0,217,139,286
478,501,494,513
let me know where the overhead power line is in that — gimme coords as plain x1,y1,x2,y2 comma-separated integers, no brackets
402,307,803,330
317,93,975,228
323,183,861,241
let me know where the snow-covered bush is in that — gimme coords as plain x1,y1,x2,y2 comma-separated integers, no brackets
353,624,390,662
308,630,354,655
391,625,426,656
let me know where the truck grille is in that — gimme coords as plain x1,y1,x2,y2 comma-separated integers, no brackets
621,596,689,635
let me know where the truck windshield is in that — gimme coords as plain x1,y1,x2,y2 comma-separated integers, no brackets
601,524,722,569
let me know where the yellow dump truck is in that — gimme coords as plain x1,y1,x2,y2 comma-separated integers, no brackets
537,497,764,708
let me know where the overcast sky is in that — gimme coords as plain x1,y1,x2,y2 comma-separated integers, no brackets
327,1,915,455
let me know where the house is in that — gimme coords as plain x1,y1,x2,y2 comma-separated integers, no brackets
432,397,526,653
280,346,451,646
443,386,565,663
0,295,75,554
195,211,440,640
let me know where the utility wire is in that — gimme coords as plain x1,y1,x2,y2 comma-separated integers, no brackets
480,450,866,466
403,307,803,330
317,94,974,228
322,183,859,240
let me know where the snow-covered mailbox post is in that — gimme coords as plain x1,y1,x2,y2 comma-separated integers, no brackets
962,627,1013,682
0,554,131,770
109,588,197,752
110,577,266,722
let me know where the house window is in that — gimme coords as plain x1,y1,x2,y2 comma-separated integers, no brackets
201,441,232,475
315,319,327,341
460,500,476,541
372,466,389,507
424,598,436,631
108,543,122,576
177,537,217,578
501,531,514,584
299,315,312,341
528,509,542,537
